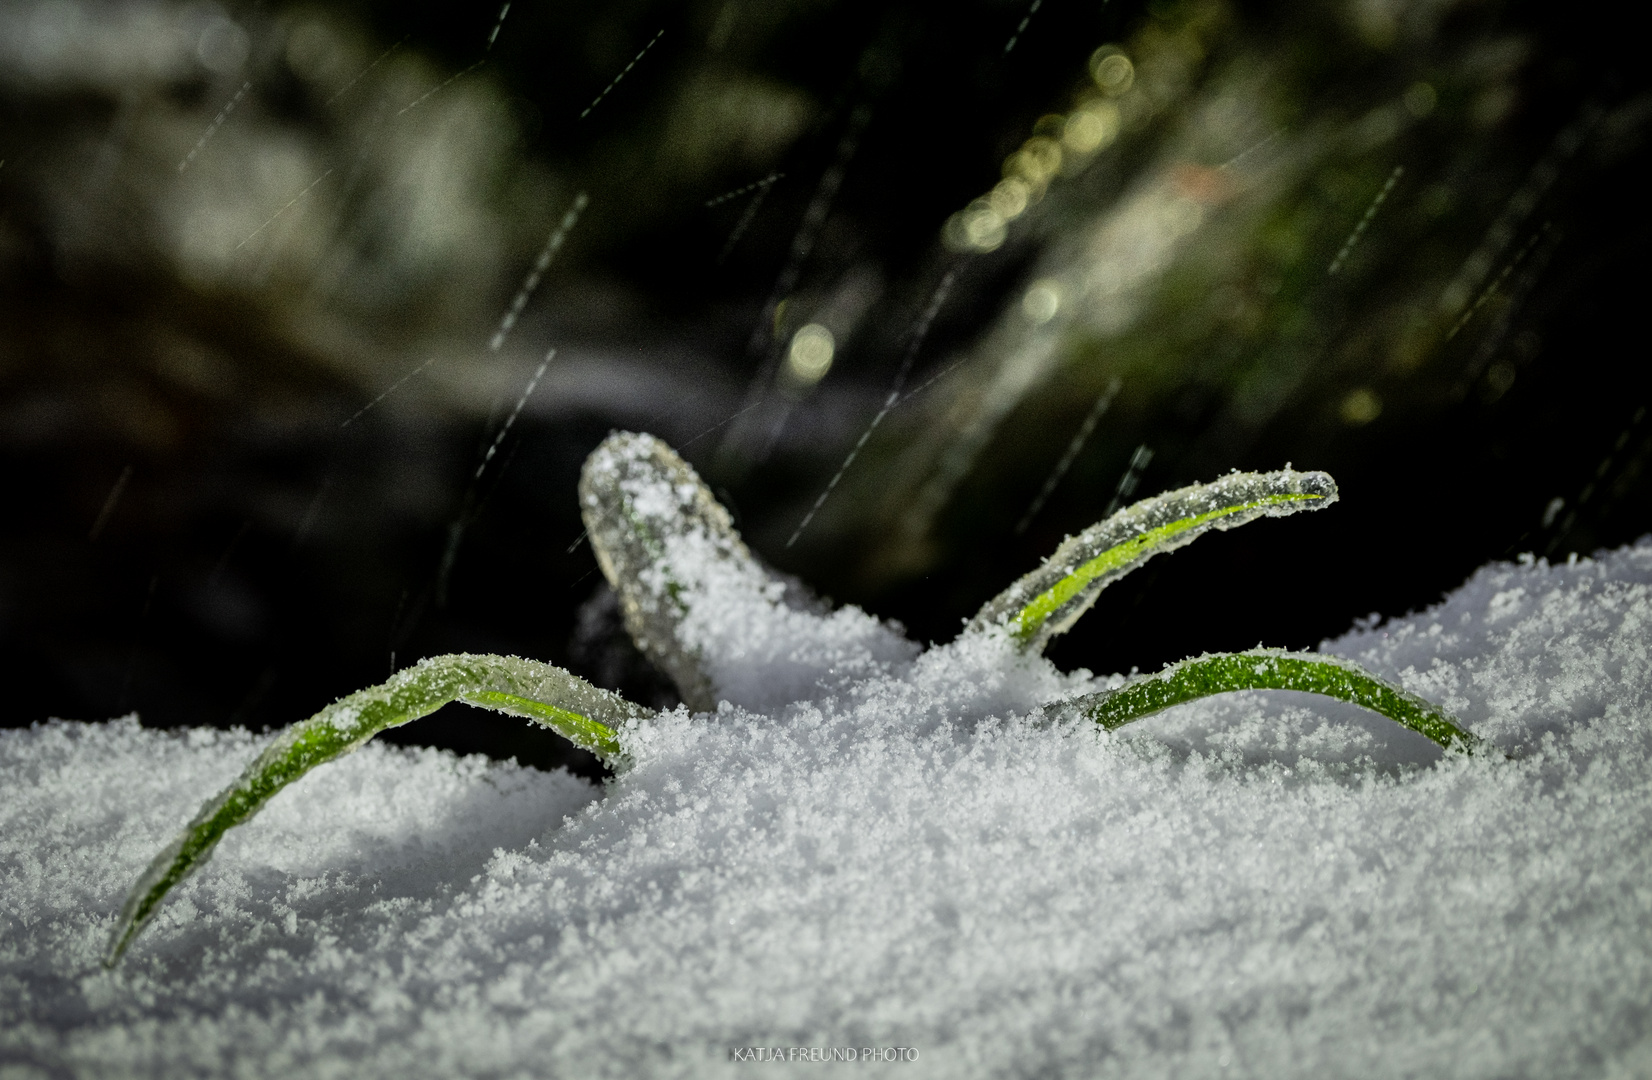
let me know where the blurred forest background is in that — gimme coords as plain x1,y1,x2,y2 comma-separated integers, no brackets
3,0,1648,777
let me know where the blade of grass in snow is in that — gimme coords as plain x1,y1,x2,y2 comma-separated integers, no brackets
581,433,774,711
104,653,648,967
1064,648,1481,752
971,468,1337,652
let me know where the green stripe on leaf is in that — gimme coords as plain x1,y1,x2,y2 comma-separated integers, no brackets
970,469,1338,654
1067,649,1481,753
464,691,623,760
1008,493,1323,645
104,653,646,967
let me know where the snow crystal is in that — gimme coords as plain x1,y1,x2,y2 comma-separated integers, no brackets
5,540,1652,1078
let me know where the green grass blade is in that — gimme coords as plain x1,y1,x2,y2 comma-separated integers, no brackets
970,469,1338,653
581,432,777,711
463,691,625,760
1066,649,1482,753
104,653,649,967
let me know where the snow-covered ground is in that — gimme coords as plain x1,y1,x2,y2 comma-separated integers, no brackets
4,541,1652,1078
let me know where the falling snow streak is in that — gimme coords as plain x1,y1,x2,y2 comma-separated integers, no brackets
441,433,531,603
1327,165,1402,275
397,61,486,117
436,351,554,604
580,30,665,120
1545,405,1647,555
1003,0,1045,54
787,271,958,548
1102,444,1154,518
233,168,334,251
475,350,554,480
895,355,970,406
1013,378,1123,535
750,104,873,368
705,172,785,208
342,356,440,428
323,36,408,109
1462,226,1562,385
88,465,133,541
178,81,250,173
1440,103,1601,318
716,177,780,265
1217,130,1283,172
299,95,405,308
678,400,768,450
1447,223,1550,341
486,4,512,50
490,193,589,353
718,104,875,463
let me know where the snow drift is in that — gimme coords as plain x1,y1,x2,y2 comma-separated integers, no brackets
4,540,1652,1078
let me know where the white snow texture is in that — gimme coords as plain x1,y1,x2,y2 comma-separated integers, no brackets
6,541,1652,1078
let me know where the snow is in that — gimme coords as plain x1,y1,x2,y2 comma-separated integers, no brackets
6,539,1652,1078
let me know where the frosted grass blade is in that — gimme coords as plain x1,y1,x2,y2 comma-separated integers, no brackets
1067,648,1481,752
581,432,784,711
970,469,1337,652
105,653,649,967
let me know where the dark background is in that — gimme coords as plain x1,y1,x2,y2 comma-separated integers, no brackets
3,0,1648,779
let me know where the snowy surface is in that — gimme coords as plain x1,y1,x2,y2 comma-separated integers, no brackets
5,541,1652,1078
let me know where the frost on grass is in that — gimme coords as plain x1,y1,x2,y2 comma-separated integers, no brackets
968,467,1337,652
6,540,1652,1078
580,431,918,712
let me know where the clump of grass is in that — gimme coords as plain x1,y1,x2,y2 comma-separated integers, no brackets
104,432,1477,967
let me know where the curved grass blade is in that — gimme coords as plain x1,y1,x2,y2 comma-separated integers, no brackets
105,653,650,967
970,469,1337,653
581,432,778,711
1065,648,1481,753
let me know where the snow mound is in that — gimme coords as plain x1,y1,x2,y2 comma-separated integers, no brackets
5,541,1652,1078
